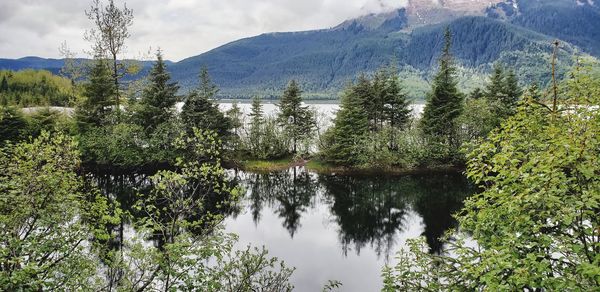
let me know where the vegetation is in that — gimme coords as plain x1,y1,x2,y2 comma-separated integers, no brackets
0,70,80,107
382,63,600,291
0,130,294,290
276,80,315,155
420,27,464,163
181,66,232,138
86,0,135,112
1,0,599,289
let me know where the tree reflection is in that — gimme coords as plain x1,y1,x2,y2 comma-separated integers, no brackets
319,172,472,257
237,169,472,257
410,173,471,254
319,175,412,257
243,167,318,237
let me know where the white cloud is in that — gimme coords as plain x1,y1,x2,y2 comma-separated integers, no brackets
0,0,408,61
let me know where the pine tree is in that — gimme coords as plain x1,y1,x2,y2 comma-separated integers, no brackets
322,83,370,165
0,76,8,92
226,101,243,137
469,88,484,100
420,27,463,146
248,96,264,156
370,70,386,131
382,67,411,149
277,80,315,154
180,66,231,137
75,59,116,129
501,69,522,116
484,63,506,102
484,64,522,119
135,51,179,132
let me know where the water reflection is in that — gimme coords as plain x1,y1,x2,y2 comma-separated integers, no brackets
237,168,472,257
243,168,318,237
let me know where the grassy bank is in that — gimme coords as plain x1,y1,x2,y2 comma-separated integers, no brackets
234,157,300,172
232,157,464,175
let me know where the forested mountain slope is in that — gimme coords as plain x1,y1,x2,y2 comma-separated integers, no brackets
0,0,596,99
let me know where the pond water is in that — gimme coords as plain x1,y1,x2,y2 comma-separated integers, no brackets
92,167,472,291
224,167,472,292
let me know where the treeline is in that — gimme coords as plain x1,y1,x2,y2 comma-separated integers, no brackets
0,69,80,106
318,28,525,169
0,28,529,172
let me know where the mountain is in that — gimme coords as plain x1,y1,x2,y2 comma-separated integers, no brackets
0,0,597,100
487,0,600,56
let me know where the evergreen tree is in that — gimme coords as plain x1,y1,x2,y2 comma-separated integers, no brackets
382,67,411,149
484,64,522,119
180,66,231,137
484,63,506,102
369,70,386,131
469,88,484,100
248,96,264,156
0,107,28,144
135,51,179,132
75,59,116,129
501,69,522,115
226,101,243,137
0,76,8,92
420,27,463,146
277,80,315,154
322,83,370,165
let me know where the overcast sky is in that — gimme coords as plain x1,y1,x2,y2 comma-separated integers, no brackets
0,0,408,61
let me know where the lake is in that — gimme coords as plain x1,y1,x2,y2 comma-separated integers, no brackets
94,167,471,292
224,167,472,292
91,101,466,292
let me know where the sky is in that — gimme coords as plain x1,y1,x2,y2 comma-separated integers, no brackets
0,0,408,62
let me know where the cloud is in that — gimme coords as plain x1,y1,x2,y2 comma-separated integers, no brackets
0,0,408,61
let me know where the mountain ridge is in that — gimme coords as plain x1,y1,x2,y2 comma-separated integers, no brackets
0,0,597,99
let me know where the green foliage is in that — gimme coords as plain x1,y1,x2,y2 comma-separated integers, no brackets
321,82,369,165
240,96,290,160
79,123,144,167
134,51,179,133
0,130,294,291
111,129,294,290
0,70,80,107
0,132,100,290
181,66,231,137
421,28,464,143
0,106,28,144
484,63,523,120
76,59,116,129
277,80,315,155
383,65,600,290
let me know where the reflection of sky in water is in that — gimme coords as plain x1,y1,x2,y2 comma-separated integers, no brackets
224,168,470,292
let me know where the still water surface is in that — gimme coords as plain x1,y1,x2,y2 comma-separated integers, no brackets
224,167,472,291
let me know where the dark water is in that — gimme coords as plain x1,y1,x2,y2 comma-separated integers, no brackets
224,167,472,292
89,167,472,292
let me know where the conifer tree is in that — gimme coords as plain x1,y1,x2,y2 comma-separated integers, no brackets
248,96,264,156
135,51,179,132
180,66,231,137
484,64,522,119
502,69,522,115
277,80,315,154
382,67,411,148
370,70,386,131
469,88,484,100
484,63,506,102
75,59,116,129
0,76,8,92
226,101,243,137
322,83,370,165
420,27,463,146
